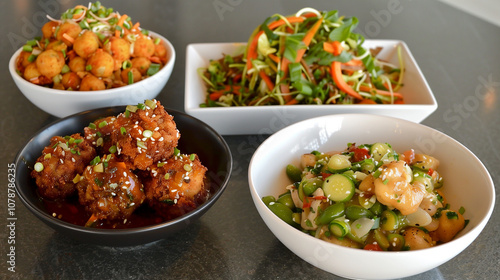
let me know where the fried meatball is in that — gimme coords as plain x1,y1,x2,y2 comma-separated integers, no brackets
41,21,59,39
68,56,86,73
56,21,82,46
61,72,81,89
87,49,114,78
131,57,151,75
80,74,105,91
31,134,97,200
46,40,68,53
35,49,65,79
106,37,130,70
121,67,141,84
133,36,155,58
73,30,99,58
84,116,117,153
143,153,209,220
112,100,180,170
76,154,145,223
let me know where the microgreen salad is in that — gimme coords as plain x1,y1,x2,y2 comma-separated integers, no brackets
199,8,405,107
262,143,467,251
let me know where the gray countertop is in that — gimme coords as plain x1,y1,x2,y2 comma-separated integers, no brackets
1,0,499,279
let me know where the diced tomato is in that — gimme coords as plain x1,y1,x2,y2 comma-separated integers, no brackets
352,147,370,162
428,168,434,176
363,243,383,251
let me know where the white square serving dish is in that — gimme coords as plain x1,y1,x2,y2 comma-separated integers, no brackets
185,40,437,135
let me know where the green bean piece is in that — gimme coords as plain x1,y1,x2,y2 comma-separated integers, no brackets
277,193,295,210
369,201,385,216
316,202,345,225
292,213,301,224
286,164,302,182
374,228,389,250
380,209,400,231
262,195,276,206
267,202,296,225
345,205,375,220
387,233,405,251
329,220,350,238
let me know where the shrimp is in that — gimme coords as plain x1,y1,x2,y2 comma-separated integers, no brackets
374,160,426,215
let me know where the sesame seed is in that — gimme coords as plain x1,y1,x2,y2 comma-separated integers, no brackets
154,127,159,131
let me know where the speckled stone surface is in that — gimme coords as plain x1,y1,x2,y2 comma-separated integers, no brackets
1,1,499,279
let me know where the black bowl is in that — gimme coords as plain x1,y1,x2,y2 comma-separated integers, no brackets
14,106,232,246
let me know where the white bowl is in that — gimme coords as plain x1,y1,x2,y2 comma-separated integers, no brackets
248,114,494,280
9,32,175,118
185,41,437,135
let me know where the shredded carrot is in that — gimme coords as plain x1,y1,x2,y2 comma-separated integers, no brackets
209,85,242,101
246,30,264,71
359,85,404,99
259,70,275,91
344,59,363,66
323,41,343,56
62,33,75,44
117,14,128,27
268,53,280,64
268,16,305,30
85,214,99,227
131,22,140,32
330,61,363,100
295,17,323,62
285,98,299,105
149,56,161,64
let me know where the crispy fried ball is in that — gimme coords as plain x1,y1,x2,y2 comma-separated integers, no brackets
41,21,59,39
142,154,209,220
80,74,105,91
61,72,81,90
31,134,97,200
154,42,168,62
133,37,155,58
121,67,141,84
16,51,32,70
76,154,146,222
112,100,180,170
83,116,117,153
35,49,65,79
46,40,68,53
56,21,82,46
87,49,114,78
23,63,41,81
131,57,151,75
73,30,100,58
106,37,130,70
68,56,86,73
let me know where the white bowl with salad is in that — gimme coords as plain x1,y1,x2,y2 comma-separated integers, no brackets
185,8,437,135
10,2,175,118
248,113,494,279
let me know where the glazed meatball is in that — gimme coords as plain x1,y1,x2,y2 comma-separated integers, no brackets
80,74,105,91
84,116,117,153
76,154,146,224
35,49,65,79
87,49,114,78
73,30,100,58
31,134,97,200
143,153,209,220
56,21,82,46
112,100,180,170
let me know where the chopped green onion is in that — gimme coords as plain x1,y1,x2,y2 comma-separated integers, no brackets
145,99,157,109
122,60,132,69
147,63,160,76
128,70,134,84
120,127,127,135
126,105,138,112
183,164,192,172
61,64,70,74
137,103,146,110
28,54,37,62
164,173,170,180
154,38,161,45
22,45,33,52
34,162,44,172
86,65,92,71
109,145,117,154
98,120,108,128
174,147,180,156
90,156,101,165
143,130,153,138
88,123,96,129
189,154,196,161
137,140,147,149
